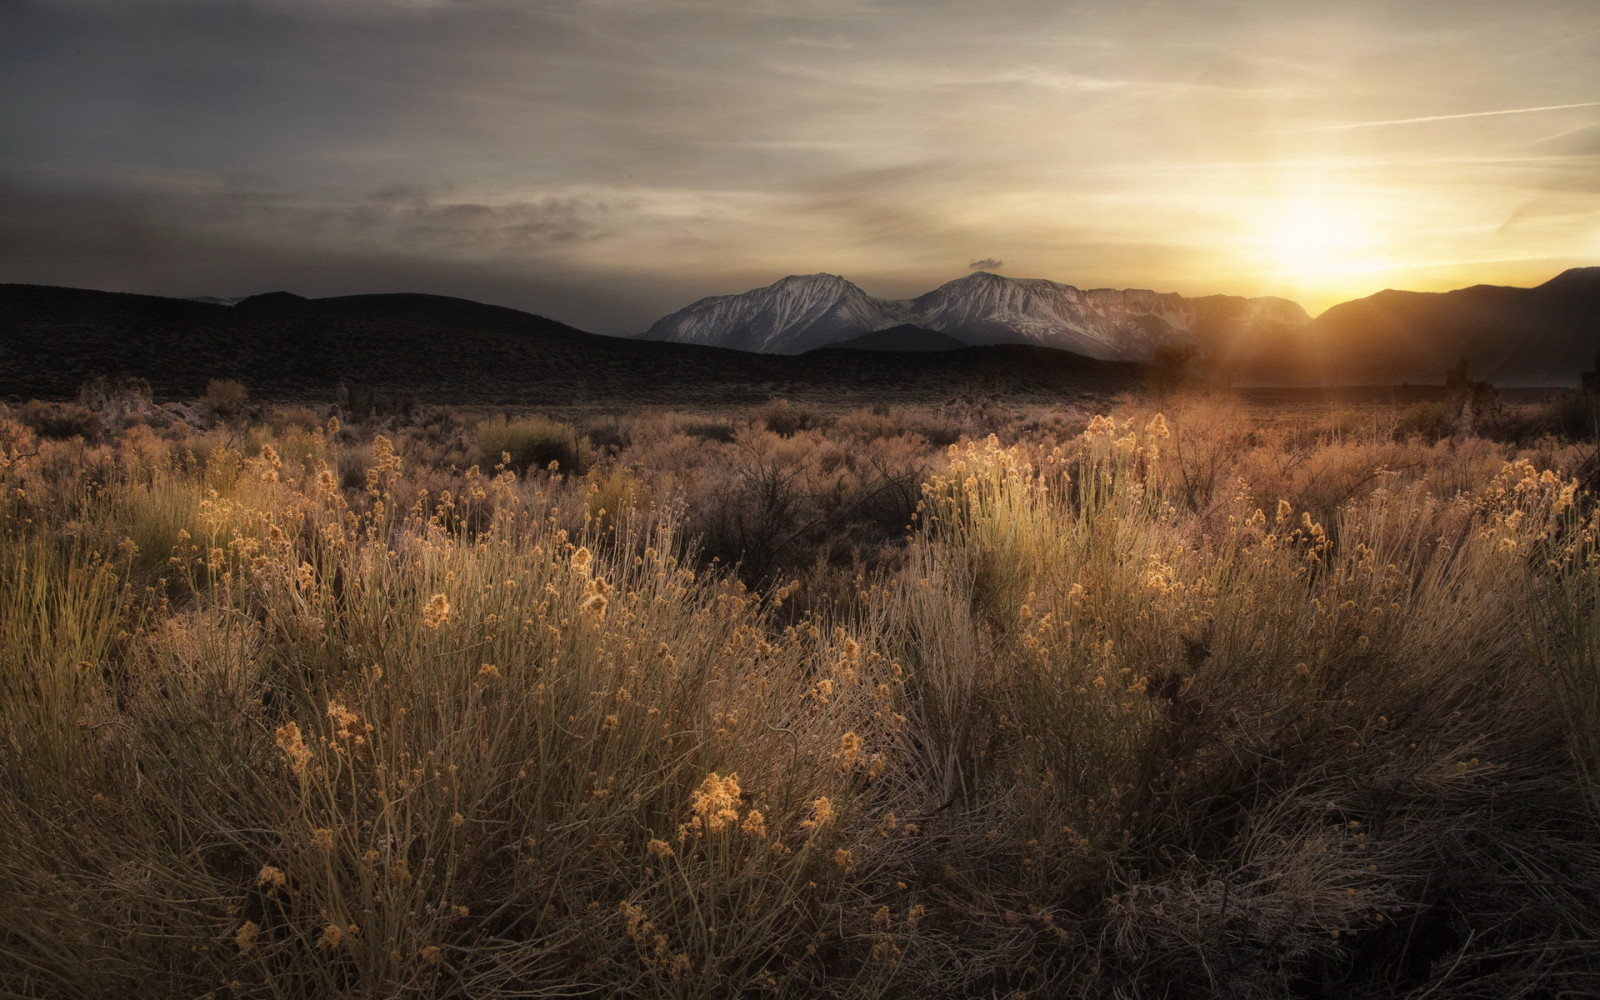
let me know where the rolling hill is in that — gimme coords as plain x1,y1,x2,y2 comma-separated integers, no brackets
0,284,1140,405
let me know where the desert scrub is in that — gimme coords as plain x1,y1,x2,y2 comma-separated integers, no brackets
0,430,902,1000
4,402,1600,999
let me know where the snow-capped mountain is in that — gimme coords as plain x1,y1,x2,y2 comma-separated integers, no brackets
643,271,1310,361
642,274,910,354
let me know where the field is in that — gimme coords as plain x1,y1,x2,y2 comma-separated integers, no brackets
3,384,1600,999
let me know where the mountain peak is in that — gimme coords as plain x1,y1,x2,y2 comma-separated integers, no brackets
645,272,902,353
1540,266,1600,293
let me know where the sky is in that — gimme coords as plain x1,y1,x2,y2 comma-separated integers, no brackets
2,0,1598,332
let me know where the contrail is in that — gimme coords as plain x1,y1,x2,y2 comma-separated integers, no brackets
1295,101,1600,132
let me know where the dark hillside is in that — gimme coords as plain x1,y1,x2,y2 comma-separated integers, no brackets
0,284,1139,405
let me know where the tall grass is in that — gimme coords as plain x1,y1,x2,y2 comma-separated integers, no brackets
2,398,1599,998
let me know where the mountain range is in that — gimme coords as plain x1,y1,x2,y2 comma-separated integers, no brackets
643,271,1311,364
2,267,1597,403
644,268,1600,385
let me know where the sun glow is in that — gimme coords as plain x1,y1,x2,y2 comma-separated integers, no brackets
1259,197,1383,279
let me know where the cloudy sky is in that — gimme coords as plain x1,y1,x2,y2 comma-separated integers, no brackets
3,0,1598,331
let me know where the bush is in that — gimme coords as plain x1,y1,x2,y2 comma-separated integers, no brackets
1394,401,1454,441
758,398,825,437
476,414,588,474
199,378,249,422
20,400,101,441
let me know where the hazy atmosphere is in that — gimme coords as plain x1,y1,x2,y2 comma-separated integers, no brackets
3,0,1598,331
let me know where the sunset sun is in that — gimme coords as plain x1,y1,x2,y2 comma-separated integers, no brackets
1271,202,1365,276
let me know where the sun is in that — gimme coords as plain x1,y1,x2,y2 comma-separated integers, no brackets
1264,199,1375,279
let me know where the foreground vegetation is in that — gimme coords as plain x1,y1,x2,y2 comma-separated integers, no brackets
3,386,1600,999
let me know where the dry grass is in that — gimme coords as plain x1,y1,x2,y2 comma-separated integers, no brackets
1,391,1598,998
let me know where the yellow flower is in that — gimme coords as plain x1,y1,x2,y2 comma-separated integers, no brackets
570,546,593,575
273,723,312,777
801,796,836,832
740,809,768,839
688,772,742,833
421,593,451,630
838,731,864,768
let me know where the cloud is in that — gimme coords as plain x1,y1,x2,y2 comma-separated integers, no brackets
968,257,1004,270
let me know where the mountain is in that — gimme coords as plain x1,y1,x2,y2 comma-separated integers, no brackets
908,271,1308,361
825,325,964,352
643,274,908,354
644,271,1309,364
0,284,1139,404
1298,268,1600,385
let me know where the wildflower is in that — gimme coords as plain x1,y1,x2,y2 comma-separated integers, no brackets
620,901,649,941
580,576,610,617
688,772,742,833
740,809,768,839
234,920,259,953
419,945,442,964
838,731,864,769
255,865,287,889
801,796,836,832
451,812,465,828
477,663,500,678
326,700,360,740
871,905,892,929
311,828,334,851
1146,412,1170,440
421,593,451,630
274,723,312,777
317,923,344,949
647,838,675,860
570,546,593,575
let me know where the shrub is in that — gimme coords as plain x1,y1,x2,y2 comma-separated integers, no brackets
476,415,588,474
20,400,101,441
758,398,825,437
679,418,738,443
1393,401,1455,441
199,378,249,421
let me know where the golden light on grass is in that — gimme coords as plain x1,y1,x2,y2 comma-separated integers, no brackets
3,394,1600,996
